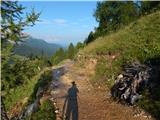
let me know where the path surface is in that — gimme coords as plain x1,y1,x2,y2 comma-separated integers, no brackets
50,60,153,120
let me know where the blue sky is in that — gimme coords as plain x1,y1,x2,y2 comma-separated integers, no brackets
20,1,98,46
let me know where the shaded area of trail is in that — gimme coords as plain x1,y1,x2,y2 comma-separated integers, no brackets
62,82,79,120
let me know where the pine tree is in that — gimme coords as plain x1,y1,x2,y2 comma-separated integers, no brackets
67,43,75,59
1,1,40,64
52,48,66,64
1,1,40,118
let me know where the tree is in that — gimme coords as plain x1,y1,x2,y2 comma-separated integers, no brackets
1,1,40,119
51,48,66,64
84,31,95,44
76,42,84,50
140,1,160,15
67,43,75,59
74,42,84,54
1,1,40,64
93,1,138,36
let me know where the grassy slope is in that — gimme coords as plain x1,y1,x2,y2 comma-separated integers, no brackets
80,11,160,118
27,100,56,120
81,11,160,84
4,67,52,112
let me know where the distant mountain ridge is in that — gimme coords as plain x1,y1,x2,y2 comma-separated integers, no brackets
14,37,61,57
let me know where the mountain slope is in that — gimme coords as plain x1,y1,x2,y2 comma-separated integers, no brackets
14,37,61,57
78,11,160,119
80,11,160,79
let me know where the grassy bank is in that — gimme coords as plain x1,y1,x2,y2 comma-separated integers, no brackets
81,11,160,86
27,100,56,120
3,67,51,112
80,11,160,118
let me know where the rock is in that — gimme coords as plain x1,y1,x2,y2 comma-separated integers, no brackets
140,111,145,115
131,94,142,105
36,87,44,98
118,74,123,79
134,113,140,117
55,110,59,114
111,62,151,105
51,90,59,95
143,115,148,118
53,102,56,106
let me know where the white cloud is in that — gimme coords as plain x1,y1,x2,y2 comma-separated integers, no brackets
37,19,52,24
36,18,68,26
53,19,67,25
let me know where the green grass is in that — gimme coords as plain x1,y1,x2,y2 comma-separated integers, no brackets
137,87,160,118
3,67,51,112
31,100,56,120
80,11,160,86
26,100,56,120
28,70,52,103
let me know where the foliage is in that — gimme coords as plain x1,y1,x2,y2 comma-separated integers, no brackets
51,48,66,65
67,43,75,59
3,68,52,114
84,31,95,44
95,1,138,30
51,42,84,65
2,57,48,110
85,1,139,42
1,1,40,62
1,0,40,91
25,71,55,120
1,55,47,91
85,1,160,44
29,100,56,120
82,11,160,77
1,1,40,43
140,1,160,15
1,1,40,116
75,42,84,50
28,70,52,103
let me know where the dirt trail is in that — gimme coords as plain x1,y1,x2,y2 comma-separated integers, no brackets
50,60,153,120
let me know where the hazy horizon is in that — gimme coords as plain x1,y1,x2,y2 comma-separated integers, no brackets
21,1,98,46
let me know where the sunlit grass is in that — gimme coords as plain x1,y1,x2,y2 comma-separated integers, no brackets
27,100,56,120
4,67,51,112
81,11,160,85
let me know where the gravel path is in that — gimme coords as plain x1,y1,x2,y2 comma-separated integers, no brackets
50,60,153,120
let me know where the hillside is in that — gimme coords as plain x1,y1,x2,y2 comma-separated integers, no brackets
80,11,160,78
14,37,61,57
78,11,160,119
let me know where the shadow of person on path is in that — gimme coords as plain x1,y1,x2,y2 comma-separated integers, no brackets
62,81,79,120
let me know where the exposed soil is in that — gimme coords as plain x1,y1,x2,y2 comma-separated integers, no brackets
50,60,154,120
